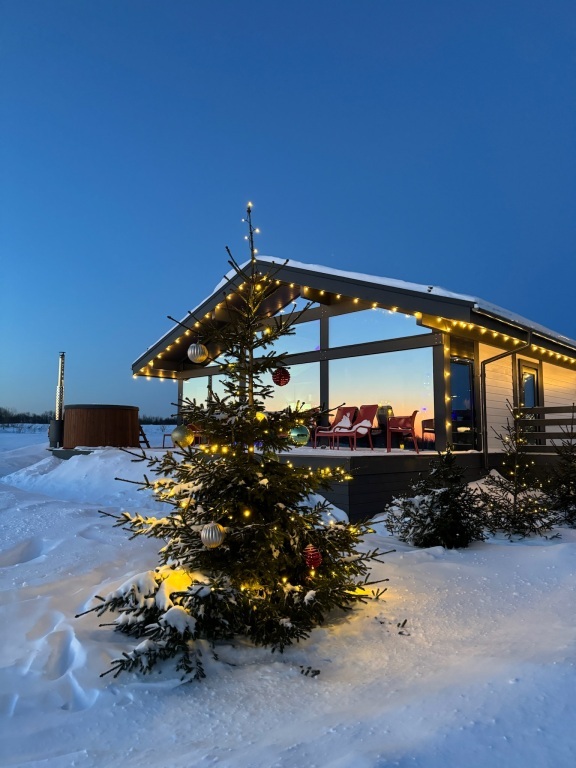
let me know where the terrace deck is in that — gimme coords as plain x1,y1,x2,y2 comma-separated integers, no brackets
282,447,555,522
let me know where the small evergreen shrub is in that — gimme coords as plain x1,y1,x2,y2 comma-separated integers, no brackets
479,411,557,539
385,447,487,549
544,415,576,527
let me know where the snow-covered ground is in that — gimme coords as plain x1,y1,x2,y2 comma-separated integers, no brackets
1,426,576,767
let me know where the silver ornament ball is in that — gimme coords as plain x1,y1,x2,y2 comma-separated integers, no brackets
187,343,209,364
200,522,226,549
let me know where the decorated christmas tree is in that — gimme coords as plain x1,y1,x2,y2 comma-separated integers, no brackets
83,204,387,680
480,408,557,539
384,446,487,549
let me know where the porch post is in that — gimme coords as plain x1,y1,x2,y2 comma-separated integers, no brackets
177,379,184,425
319,309,330,426
432,333,451,451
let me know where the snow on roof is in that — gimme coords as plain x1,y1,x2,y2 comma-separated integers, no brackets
472,299,576,348
136,256,576,362
251,256,479,303
252,257,576,348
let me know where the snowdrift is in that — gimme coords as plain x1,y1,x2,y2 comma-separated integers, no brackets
1,429,576,767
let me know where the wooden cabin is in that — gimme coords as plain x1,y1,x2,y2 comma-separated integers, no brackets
132,257,576,520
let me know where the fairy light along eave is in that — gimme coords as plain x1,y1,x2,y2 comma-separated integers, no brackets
418,312,576,368
133,256,576,377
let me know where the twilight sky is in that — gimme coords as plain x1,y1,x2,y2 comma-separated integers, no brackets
1,1,575,418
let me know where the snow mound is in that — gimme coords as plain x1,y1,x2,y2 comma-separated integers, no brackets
2,448,164,509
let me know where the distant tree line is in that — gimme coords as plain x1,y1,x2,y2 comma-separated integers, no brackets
0,407,177,425
0,407,55,424
139,414,178,425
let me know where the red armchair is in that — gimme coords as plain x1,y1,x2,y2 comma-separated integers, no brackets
324,404,379,451
386,410,419,453
313,406,357,448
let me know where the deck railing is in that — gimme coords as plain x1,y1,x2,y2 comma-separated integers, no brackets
512,404,576,453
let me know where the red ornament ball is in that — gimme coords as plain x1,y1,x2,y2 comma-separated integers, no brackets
272,367,290,386
303,544,322,568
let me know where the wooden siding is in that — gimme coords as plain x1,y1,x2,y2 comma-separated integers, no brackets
63,405,140,449
542,362,576,406
541,364,576,445
479,343,514,451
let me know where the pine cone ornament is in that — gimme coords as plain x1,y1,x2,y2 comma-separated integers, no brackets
303,544,322,568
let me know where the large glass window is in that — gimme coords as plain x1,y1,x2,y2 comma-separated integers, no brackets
183,364,320,413
329,349,434,437
330,309,430,348
272,297,319,314
266,362,320,412
182,372,229,405
182,376,211,405
262,319,319,356
519,363,539,408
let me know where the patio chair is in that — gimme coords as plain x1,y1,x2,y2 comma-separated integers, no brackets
325,404,379,451
387,410,419,453
421,418,435,446
313,406,357,448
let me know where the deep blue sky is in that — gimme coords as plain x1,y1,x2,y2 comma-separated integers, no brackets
1,1,575,417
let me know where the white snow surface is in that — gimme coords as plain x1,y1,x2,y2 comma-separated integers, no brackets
1,426,576,767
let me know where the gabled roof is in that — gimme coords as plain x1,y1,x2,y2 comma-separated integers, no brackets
132,256,576,377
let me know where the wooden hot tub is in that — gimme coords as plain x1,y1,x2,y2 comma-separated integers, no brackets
63,404,140,449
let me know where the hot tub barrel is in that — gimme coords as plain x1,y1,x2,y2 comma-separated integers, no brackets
63,405,140,449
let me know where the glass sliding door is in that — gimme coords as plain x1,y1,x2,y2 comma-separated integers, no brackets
450,358,476,450
518,361,540,443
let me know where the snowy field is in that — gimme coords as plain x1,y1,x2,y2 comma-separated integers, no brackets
1,426,576,767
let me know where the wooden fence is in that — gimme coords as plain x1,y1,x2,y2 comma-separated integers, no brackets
512,404,576,453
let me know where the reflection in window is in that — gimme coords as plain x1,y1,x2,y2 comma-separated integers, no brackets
182,373,229,405
266,363,319,412
330,309,430,347
329,349,434,435
272,297,319,314
182,377,210,405
262,319,319,356
520,365,539,408
182,365,320,413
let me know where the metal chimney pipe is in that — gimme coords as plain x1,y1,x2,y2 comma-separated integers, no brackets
49,352,65,449
55,352,65,420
